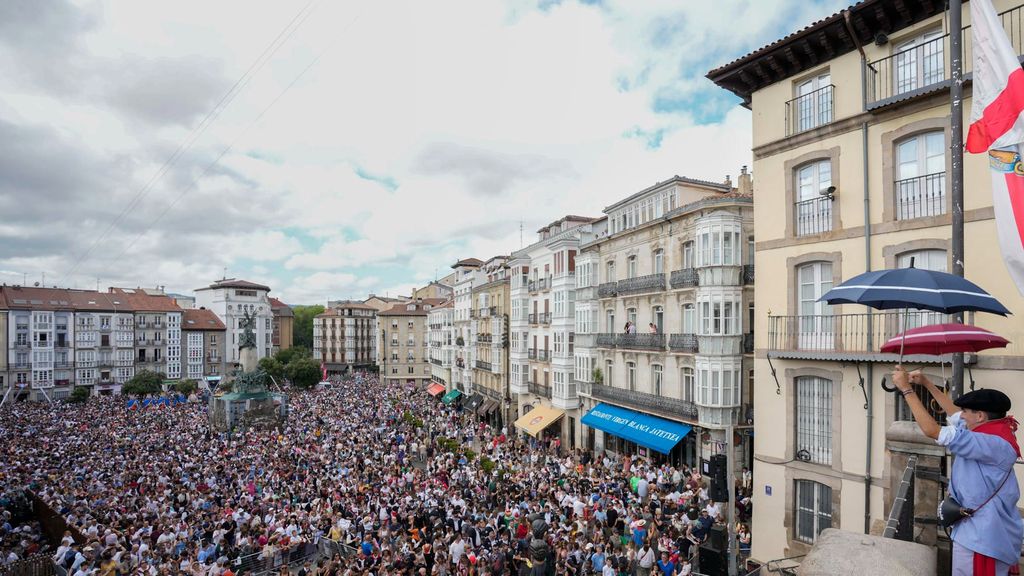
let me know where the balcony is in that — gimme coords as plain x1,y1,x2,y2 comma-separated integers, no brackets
431,358,443,366
670,268,699,289
743,332,754,354
13,342,29,350
895,173,946,220
597,282,618,298
478,334,493,343
767,311,956,360
539,278,550,292
596,333,618,348
669,333,699,353
743,265,755,285
528,381,551,398
575,334,595,349
475,360,493,371
528,349,537,360
11,362,31,370
538,350,550,362
54,360,74,369
489,306,498,316
784,84,834,136
617,273,666,296
528,313,538,325
538,313,551,325
478,307,491,318
795,196,833,236
589,382,698,420
866,4,1024,109
617,333,665,351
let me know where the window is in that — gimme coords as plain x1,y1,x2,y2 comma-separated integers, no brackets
798,262,834,349
627,308,637,327
796,376,832,465
653,306,664,334
607,310,616,333
795,161,832,236
898,249,948,328
682,242,695,269
653,249,664,274
682,305,695,334
795,480,833,544
794,72,832,132
895,132,945,219
627,256,637,279
606,261,616,283
699,297,740,335
605,360,613,388
681,367,695,402
652,365,663,396
894,29,945,95
627,362,636,391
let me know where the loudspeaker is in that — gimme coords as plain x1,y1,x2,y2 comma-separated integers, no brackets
709,454,729,502
697,545,727,576
707,525,727,552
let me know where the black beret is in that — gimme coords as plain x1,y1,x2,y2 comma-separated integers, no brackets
954,389,1011,413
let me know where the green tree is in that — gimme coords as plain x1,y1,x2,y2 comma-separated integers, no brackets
291,305,324,351
68,386,90,403
286,357,321,389
174,379,199,395
122,370,166,396
275,346,311,366
259,357,285,382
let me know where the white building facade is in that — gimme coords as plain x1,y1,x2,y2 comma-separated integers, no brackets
194,279,274,364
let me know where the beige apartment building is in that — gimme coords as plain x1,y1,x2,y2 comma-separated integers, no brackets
378,299,444,389
314,301,377,376
574,174,754,469
470,258,511,427
181,308,227,386
708,0,1024,566
270,297,294,354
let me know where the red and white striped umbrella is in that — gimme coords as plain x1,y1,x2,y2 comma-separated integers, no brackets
880,323,1010,356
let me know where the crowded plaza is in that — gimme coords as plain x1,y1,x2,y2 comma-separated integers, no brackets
0,375,750,575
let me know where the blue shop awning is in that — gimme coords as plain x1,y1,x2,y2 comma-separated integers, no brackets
581,403,692,454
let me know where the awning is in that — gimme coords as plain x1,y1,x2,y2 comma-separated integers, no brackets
426,383,446,396
514,405,565,437
477,399,498,416
581,403,692,454
465,394,484,411
441,389,463,404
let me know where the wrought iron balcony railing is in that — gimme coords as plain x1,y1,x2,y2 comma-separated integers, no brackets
538,350,550,362
528,381,551,398
475,360,492,371
617,273,666,295
768,312,956,358
597,282,618,298
670,268,699,288
895,173,946,220
795,196,832,236
743,265,755,285
669,333,699,353
785,84,834,135
528,349,537,360
743,332,754,354
596,333,618,348
617,333,665,351
538,313,551,325
589,382,698,420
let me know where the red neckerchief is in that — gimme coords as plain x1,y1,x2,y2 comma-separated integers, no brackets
972,416,1021,458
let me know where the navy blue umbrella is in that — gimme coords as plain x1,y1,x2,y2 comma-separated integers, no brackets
818,267,1010,316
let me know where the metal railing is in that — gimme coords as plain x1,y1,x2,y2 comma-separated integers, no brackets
618,333,665,351
529,380,551,398
475,360,492,371
617,273,666,295
528,313,538,325
528,349,537,360
743,264,755,284
785,84,833,135
596,333,618,348
795,196,832,236
478,307,491,318
895,173,946,220
669,333,699,352
768,311,956,354
12,362,31,369
883,455,917,541
743,332,754,354
670,267,700,288
478,334,493,343
538,350,550,361
867,4,1024,108
431,358,442,366
590,382,698,419
538,312,551,325
597,282,618,298
0,553,62,575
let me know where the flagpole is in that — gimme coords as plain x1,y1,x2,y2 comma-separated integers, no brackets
950,0,966,400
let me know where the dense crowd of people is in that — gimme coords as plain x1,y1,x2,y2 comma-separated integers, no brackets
0,374,749,575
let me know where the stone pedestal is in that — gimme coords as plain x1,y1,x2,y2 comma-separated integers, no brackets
240,346,258,373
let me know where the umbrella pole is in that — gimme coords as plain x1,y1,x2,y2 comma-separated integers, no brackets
898,307,909,365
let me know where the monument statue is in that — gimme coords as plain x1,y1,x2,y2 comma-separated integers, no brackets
239,308,257,351
527,516,553,576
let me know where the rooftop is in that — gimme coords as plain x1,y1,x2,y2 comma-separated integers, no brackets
603,175,733,213
195,278,272,292
378,298,447,316
182,308,226,330
451,257,484,269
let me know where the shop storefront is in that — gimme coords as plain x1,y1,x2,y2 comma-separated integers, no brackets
582,403,695,467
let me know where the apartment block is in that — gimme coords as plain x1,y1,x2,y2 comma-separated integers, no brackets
470,257,511,427
270,297,294,354
378,299,444,389
707,0,1024,564
508,216,601,446
194,279,274,363
427,299,455,391
314,301,377,375
451,258,484,395
574,175,754,469
110,288,182,380
182,308,227,386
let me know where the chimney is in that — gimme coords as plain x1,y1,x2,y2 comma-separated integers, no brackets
737,165,753,195
723,174,732,188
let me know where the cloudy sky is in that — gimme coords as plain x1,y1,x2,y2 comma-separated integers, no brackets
0,0,847,305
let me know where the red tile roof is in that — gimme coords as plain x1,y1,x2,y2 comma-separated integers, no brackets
196,278,271,292
183,308,226,330
108,288,182,312
378,298,447,316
